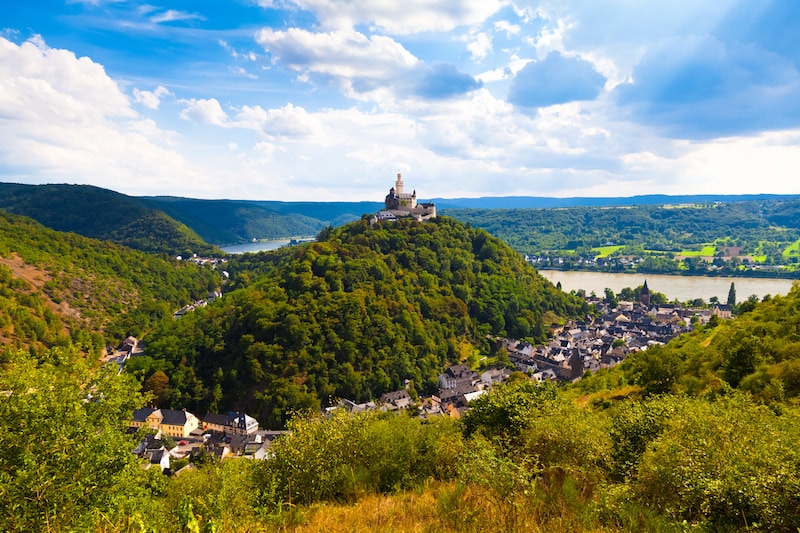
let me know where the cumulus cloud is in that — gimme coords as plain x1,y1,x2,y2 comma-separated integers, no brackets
132,85,171,109
256,27,418,97
286,0,503,34
0,36,200,195
178,98,229,126
0,36,135,122
508,52,606,108
466,32,492,61
256,27,480,101
233,103,321,138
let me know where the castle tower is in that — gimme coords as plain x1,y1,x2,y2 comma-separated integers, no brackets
395,173,404,195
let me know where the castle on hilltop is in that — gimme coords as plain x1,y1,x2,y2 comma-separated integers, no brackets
373,173,436,223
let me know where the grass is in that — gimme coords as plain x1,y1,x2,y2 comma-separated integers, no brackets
266,480,641,533
592,245,624,258
679,245,716,257
782,238,800,258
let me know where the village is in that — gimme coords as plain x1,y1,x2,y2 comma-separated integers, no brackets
125,279,733,474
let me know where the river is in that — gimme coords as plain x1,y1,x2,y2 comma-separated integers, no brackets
537,270,796,303
221,240,291,254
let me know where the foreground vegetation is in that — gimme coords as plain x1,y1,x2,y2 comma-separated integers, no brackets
5,342,800,531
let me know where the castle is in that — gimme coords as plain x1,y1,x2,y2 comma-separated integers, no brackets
373,173,436,223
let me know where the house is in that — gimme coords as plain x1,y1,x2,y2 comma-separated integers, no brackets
438,364,479,389
532,369,558,382
130,407,200,438
133,435,172,472
202,411,259,435
119,336,138,356
481,367,512,386
146,448,171,472
712,303,733,319
379,389,413,410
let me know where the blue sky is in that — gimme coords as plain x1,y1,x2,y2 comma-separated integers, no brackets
1,0,799,201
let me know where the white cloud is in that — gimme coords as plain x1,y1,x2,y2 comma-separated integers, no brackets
0,36,201,196
178,98,229,126
466,32,492,61
0,36,134,123
494,20,520,37
132,85,171,109
286,0,503,34
150,9,205,24
233,103,321,138
255,27,419,100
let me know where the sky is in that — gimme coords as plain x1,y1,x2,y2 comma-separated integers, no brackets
2,1,799,202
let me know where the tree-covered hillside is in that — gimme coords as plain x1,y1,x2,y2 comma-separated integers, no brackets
620,281,800,401
445,199,800,265
0,212,220,353
142,197,383,244
0,183,219,256
138,217,588,427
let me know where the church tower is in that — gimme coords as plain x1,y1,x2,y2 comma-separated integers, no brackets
640,280,651,306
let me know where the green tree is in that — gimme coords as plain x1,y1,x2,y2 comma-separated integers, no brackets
727,282,736,306
0,348,155,531
143,370,172,406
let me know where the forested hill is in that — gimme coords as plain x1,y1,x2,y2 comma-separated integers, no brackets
138,216,589,427
141,196,383,244
0,183,219,256
0,211,219,353
443,198,800,257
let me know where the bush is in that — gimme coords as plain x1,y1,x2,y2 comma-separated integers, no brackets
258,411,463,507
632,394,800,530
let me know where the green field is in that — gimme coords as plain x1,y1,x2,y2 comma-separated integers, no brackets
680,245,716,257
783,238,800,258
592,245,625,258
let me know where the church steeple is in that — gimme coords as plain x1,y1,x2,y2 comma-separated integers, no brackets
640,280,651,306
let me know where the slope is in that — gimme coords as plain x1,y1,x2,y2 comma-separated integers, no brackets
0,211,220,353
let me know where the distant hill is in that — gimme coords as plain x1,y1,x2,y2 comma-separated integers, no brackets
139,216,589,427
7,181,800,254
441,199,800,269
141,196,383,245
0,183,219,256
433,193,800,209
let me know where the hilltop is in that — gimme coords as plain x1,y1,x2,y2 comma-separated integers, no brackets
138,216,588,427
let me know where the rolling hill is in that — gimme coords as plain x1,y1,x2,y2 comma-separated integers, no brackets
0,183,219,256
